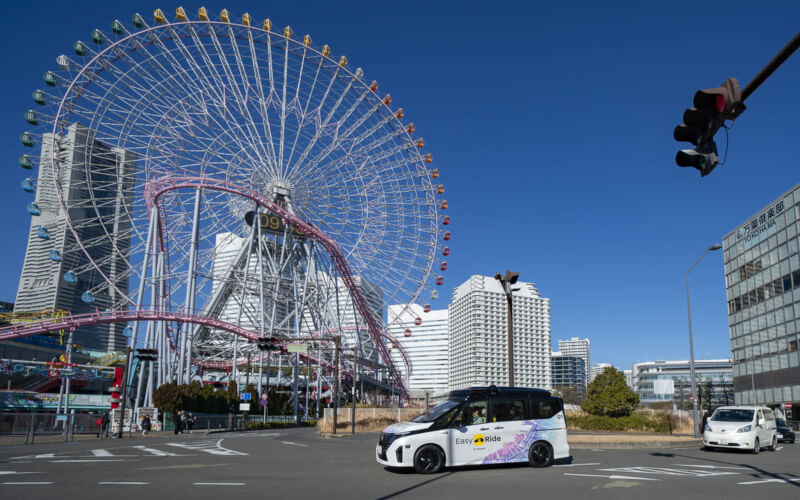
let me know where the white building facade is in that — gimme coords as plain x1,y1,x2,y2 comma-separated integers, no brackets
386,304,448,397
448,275,551,390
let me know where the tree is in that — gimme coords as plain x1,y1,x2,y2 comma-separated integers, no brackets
553,386,581,405
152,383,182,414
581,367,638,417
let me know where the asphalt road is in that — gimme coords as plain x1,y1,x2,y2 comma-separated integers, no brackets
0,428,798,499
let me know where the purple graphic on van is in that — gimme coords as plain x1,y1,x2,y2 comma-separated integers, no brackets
481,420,556,464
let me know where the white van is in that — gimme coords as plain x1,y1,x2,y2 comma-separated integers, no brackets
376,386,570,473
703,406,778,453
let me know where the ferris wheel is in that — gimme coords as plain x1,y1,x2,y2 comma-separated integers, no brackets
17,7,449,401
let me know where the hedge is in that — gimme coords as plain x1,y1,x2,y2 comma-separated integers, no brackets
567,412,675,433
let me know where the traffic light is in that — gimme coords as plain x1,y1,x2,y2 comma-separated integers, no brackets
674,78,745,177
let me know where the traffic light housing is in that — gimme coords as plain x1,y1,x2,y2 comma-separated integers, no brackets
674,78,745,177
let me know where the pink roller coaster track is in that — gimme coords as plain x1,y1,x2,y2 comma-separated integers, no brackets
4,177,410,399
144,176,409,399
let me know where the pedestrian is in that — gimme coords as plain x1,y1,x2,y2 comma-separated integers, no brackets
187,413,195,433
141,415,151,437
173,410,181,435
101,412,110,438
180,410,187,434
701,411,709,433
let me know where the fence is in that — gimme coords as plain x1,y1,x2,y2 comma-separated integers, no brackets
161,412,316,432
1,411,106,436
318,407,425,433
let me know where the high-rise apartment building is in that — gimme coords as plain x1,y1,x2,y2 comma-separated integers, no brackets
386,304,448,397
14,124,135,354
723,183,800,409
550,351,586,398
590,363,613,382
557,337,590,388
448,275,551,389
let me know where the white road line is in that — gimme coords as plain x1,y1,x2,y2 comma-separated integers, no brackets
738,477,800,485
600,467,738,477
674,464,751,470
281,441,308,447
10,453,55,460
554,462,601,468
2,482,54,485
776,446,784,451
167,439,247,456
51,459,131,463
91,449,114,457
193,482,245,486
563,473,659,481
0,471,43,475
133,446,179,456
98,482,150,485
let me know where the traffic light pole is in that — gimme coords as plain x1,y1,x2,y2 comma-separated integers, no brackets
742,31,800,101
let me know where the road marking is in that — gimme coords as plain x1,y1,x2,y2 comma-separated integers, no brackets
738,477,800,485
674,464,750,470
193,482,245,486
2,482,54,485
98,482,150,485
563,473,659,481
51,459,131,463
167,439,247,456
554,462,601,468
0,471,42,475
600,467,738,477
10,453,55,460
776,446,783,451
133,446,179,456
91,449,114,457
281,441,308,447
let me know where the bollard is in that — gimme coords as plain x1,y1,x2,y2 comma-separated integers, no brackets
24,426,30,445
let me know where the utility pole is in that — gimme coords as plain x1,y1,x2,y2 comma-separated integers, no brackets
116,346,133,438
333,336,340,434
495,270,520,387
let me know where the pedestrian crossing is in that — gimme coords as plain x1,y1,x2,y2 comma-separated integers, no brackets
10,439,251,460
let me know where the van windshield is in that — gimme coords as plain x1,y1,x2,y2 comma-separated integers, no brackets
711,409,754,422
411,399,463,423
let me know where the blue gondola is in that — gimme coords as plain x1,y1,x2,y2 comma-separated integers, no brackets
81,291,94,304
48,250,61,262
27,203,41,216
123,325,133,337
21,178,35,192
63,271,76,283
36,226,49,239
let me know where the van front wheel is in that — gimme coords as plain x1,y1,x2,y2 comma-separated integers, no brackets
768,435,777,451
752,438,760,454
413,445,444,474
529,441,554,468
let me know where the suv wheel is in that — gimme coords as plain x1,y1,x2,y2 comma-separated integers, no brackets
752,438,760,454
413,445,444,474
528,441,554,468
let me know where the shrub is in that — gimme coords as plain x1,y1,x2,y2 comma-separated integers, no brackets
567,411,673,433
582,367,638,417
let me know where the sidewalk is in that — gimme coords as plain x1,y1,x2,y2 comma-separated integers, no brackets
0,429,203,447
568,431,701,449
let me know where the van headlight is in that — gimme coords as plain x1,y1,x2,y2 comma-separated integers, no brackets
737,425,751,433
705,426,713,433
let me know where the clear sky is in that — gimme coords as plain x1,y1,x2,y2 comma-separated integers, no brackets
1,0,799,372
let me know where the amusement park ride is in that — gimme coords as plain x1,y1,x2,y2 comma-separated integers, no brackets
2,7,449,420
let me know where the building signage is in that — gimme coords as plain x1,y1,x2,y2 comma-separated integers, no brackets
287,343,308,353
244,211,305,238
735,199,785,243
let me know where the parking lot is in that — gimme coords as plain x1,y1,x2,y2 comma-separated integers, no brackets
0,428,797,499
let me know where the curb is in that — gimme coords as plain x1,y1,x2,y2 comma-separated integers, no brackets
570,440,701,450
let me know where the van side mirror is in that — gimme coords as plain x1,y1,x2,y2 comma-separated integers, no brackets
757,419,765,427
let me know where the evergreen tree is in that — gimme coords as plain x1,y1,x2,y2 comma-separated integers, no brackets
581,367,638,417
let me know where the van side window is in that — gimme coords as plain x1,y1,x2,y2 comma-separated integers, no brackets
530,397,561,419
491,399,526,422
764,409,775,421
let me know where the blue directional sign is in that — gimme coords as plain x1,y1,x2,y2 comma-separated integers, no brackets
240,392,251,401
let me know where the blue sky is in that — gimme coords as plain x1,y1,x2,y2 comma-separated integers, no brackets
1,1,799,371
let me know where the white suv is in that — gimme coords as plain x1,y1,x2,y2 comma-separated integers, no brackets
703,406,778,453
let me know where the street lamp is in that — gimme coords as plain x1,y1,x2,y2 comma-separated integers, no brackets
686,243,722,438
495,270,520,387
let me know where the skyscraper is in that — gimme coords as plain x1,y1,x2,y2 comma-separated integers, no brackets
14,124,135,354
387,304,448,397
557,337,590,388
723,183,800,408
550,351,586,399
448,275,551,389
